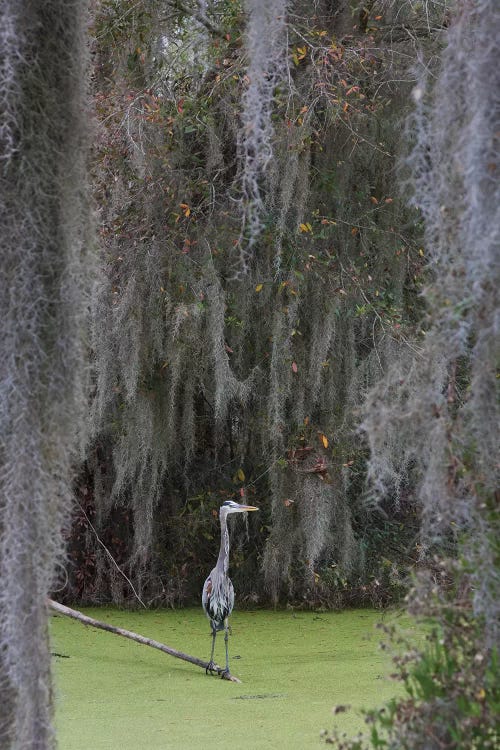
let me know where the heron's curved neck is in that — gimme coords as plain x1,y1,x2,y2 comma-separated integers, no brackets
217,512,230,574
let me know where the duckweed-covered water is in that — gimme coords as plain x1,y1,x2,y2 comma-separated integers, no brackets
52,608,414,749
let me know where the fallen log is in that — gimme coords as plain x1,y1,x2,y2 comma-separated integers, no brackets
48,599,241,683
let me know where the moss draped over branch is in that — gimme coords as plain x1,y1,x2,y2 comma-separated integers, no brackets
0,2,92,747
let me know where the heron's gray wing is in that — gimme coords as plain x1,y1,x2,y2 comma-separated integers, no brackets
202,573,212,616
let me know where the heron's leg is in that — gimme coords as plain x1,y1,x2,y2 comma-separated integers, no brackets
221,619,230,677
206,625,217,675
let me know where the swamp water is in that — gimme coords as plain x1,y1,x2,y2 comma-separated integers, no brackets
52,608,414,749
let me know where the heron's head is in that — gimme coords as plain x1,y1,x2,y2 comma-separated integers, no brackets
220,500,259,516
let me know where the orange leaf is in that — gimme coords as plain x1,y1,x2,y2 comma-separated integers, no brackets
320,433,329,448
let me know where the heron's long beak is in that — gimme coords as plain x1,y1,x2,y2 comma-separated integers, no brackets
239,505,259,512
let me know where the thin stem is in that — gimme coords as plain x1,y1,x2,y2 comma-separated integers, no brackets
76,501,147,609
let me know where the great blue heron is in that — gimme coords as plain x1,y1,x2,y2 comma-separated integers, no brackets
202,499,258,676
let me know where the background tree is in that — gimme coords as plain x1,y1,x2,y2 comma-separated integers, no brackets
72,0,452,608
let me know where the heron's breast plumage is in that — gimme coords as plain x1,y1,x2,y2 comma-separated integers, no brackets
202,570,234,629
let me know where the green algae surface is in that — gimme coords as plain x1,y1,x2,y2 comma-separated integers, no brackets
52,607,414,749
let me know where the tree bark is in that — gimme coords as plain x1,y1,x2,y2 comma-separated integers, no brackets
48,599,241,683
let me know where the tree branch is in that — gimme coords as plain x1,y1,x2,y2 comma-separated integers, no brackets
49,599,241,683
377,24,448,43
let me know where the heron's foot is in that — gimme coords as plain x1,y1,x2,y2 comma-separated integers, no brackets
218,667,230,679
205,660,218,675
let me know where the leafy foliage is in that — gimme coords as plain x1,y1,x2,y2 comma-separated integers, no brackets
323,571,500,749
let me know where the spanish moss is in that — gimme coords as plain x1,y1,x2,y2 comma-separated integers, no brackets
0,1,92,747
